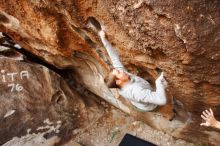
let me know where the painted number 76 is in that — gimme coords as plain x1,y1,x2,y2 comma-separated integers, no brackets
8,83,24,92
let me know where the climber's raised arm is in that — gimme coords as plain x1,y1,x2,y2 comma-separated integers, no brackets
98,30,126,71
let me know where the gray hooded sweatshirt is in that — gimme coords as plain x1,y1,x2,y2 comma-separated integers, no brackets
101,36,167,111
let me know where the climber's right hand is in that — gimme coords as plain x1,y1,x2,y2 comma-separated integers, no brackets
155,72,168,89
98,30,105,38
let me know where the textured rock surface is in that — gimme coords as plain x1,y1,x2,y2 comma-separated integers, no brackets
74,106,193,146
0,0,219,145
0,46,103,145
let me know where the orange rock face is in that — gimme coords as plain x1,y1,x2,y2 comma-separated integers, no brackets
0,0,219,145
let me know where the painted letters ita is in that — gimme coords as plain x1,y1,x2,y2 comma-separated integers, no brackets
0,70,29,92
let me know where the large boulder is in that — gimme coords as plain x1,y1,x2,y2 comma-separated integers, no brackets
0,46,103,145
0,0,219,145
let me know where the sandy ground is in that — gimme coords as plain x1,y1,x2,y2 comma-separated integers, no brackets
74,103,194,146
3,100,194,146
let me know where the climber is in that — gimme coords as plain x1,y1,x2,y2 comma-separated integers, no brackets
98,30,168,111
200,108,220,129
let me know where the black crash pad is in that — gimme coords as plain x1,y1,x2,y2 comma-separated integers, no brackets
119,134,156,146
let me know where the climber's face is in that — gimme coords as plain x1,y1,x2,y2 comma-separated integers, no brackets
112,69,130,87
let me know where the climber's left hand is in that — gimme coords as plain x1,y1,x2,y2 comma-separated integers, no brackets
98,30,105,38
